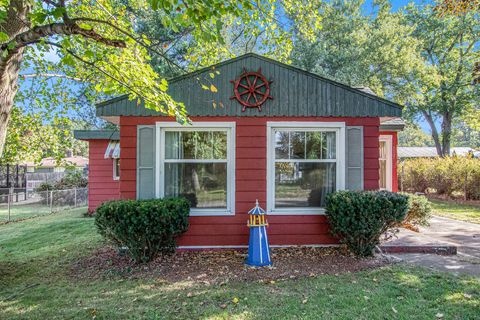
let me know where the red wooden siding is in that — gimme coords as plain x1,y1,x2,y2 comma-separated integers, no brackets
87,140,120,212
379,131,399,192
118,116,381,247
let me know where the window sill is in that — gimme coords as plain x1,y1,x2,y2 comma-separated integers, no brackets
189,209,235,217
267,208,326,215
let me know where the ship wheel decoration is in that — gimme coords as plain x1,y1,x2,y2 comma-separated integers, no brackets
230,68,273,111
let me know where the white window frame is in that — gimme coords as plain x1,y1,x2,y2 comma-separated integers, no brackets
113,158,120,180
155,122,236,216
266,122,346,215
379,135,393,191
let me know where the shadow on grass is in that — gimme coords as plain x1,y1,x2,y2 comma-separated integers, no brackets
1,264,479,320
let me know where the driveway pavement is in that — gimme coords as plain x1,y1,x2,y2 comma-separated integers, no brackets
386,216,480,277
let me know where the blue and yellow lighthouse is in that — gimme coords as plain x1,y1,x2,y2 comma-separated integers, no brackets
246,200,272,267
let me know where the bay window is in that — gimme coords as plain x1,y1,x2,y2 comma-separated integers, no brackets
267,122,345,214
157,122,235,216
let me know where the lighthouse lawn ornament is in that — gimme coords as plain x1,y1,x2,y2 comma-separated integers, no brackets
246,200,272,267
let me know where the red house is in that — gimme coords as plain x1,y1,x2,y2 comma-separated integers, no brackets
75,54,404,248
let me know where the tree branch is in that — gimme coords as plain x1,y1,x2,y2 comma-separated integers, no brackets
1,21,126,53
71,17,186,73
20,73,82,81
43,41,167,114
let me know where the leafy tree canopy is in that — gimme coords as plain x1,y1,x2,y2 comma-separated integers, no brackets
1,0,324,163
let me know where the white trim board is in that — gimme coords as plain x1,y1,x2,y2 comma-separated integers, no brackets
155,121,236,216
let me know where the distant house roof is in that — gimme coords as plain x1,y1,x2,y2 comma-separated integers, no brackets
380,118,405,131
398,147,478,158
23,156,89,168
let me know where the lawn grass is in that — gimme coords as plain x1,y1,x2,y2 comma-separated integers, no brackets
430,199,480,224
0,203,86,222
1,209,479,319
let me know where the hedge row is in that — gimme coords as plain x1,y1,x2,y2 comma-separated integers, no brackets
399,157,480,200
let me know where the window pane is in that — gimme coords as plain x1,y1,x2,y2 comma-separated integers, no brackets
379,159,387,189
323,132,336,159
275,162,336,208
212,131,228,159
306,132,322,159
290,132,305,159
379,141,386,159
164,163,227,208
165,131,227,160
275,131,289,159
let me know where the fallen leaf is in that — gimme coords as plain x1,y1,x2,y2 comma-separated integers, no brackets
220,304,227,309
232,297,239,304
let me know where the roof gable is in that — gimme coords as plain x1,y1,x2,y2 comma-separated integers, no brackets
97,53,402,118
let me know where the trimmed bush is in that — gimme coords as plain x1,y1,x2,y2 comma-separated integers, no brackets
95,198,190,262
325,191,409,257
400,193,432,230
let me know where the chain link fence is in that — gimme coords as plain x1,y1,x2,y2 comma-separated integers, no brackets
0,188,88,222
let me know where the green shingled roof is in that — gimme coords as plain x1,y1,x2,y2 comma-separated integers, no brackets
74,130,119,140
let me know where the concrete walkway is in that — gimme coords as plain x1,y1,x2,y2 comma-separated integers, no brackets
386,216,480,277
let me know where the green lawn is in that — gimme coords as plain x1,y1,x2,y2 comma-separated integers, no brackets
430,199,480,224
1,210,479,319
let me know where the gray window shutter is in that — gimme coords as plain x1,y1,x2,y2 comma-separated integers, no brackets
137,126,156,199
345,126,364,190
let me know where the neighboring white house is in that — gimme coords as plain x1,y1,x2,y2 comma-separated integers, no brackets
398,147,480,159
23,156,88,173
22,156,88,190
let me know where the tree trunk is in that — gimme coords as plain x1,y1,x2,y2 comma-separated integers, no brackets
0,0,30,158
441,112,453,156
422,110,444,156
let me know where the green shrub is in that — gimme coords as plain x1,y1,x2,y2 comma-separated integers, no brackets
399,157,480,200
95,198,190,263
36,182,54,192
325,191,409,257
55,171,88,189
401,193,432,229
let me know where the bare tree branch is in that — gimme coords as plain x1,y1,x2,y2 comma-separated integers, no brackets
1,22,126,53
19,73,83,81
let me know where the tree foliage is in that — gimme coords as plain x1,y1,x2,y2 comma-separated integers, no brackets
404,3,480,156
291,0,433,105
0,106,87,164
398,122,434,147
1,0,327,162
0,0,269,158
291,1,479,156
